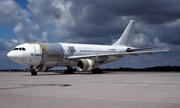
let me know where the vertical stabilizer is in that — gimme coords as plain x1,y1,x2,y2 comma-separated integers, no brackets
112,20,136,46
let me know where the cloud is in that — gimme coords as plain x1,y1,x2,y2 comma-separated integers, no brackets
1,0,180,45
132,33,150,47
0,0,29,25
3,0,178,46
165,19,180,29
0,38,19,52
13,19,49,43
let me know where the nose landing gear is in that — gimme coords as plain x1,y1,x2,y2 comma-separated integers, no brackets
30,66,37,76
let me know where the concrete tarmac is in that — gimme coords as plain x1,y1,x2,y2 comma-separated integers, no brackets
0,72,180,108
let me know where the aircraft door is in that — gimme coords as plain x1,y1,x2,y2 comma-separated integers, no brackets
63,46,69,59
34,44,42,56
20,47,26,63
32,44,42,64
18,48,23,63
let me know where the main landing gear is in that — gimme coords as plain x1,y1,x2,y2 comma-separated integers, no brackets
30,66,37,76
63,67,103,74
63,66,75,74
92,68,103,74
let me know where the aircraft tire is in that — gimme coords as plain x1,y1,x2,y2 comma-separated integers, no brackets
63,70,74,74
92,68,103,74
31,70,37,76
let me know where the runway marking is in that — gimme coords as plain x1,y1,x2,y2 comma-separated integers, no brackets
0,84,72,90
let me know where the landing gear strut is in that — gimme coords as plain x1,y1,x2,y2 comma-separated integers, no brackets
63,66,75,74
30,66,37,76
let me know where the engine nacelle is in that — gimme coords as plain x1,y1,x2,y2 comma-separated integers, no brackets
76,59,97,72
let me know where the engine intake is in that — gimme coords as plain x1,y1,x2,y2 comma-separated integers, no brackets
76,59,97,72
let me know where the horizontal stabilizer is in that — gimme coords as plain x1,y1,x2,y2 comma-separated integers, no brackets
126,47,156,52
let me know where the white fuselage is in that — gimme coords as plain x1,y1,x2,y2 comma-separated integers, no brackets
7,42,129,70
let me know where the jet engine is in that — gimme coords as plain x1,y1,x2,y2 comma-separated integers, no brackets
76,59,97,72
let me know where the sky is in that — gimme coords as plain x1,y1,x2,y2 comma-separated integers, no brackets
0,0,180,69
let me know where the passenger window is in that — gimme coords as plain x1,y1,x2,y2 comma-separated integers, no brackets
19,48,22,50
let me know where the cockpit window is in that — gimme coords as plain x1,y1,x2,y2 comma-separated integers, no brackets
14,48,18,50
22,48,26,50
13,47,26,51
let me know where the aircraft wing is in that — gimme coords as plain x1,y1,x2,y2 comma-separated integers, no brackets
66,49,171,61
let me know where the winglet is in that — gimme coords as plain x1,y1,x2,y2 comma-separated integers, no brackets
112,20,136,46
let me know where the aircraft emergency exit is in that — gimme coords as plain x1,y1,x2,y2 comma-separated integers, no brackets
7,20,170,75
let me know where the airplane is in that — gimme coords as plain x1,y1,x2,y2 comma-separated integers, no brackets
7,20,170,76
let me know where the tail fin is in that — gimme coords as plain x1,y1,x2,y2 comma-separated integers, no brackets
112,20,136,46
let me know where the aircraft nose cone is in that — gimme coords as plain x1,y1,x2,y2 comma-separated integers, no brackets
7,51,12,57
7,51,19,62
7,51,14,60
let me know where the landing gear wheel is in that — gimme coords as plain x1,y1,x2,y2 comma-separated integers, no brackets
31,70,37,76
30,66,37,76
63,70,74,74
63,69,74,74
63,66,75,74
92,68,103,74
